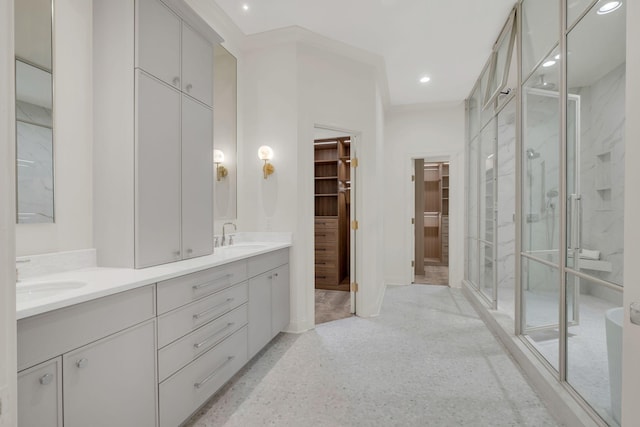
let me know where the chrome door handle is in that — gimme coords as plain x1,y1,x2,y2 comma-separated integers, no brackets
76,358,88,368
172,77,180,86
186,83,193,92
194,356,234,389
193,298,234,320
193,323,235,349
39,373,53,385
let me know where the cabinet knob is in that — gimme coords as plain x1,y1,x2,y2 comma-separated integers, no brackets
274,273,278,277
187,248,193,255
186,83,193,92
173,250,181,257
172,77,180,86
39,373,54,385
76,358,88,369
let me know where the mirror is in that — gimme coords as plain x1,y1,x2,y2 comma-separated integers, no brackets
213,44,237,220
15,0,54,223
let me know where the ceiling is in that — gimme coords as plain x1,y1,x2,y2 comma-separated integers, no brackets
213,0,516,107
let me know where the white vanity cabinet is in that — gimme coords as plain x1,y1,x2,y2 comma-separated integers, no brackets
18,358,62,427
248,250,290,359
17,285,157,427
93,0,220,269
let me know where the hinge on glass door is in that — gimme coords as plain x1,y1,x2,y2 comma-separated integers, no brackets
350,282,359,292
351,158,359,168
351,220,359,230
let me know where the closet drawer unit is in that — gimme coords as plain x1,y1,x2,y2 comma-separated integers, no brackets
315,259,338,272
315,244,338,261
157,260,247,314
157,282,248,348
18,285,155,371
315,229,338,244
315,269,340,285
314,218,338,230
247,248,289,278
158,304,248,382
159,326,248,427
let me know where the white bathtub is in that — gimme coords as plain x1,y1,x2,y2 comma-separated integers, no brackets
605,307,623,425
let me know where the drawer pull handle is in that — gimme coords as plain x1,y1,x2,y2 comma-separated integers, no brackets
316,262,326,265
193,298,234,320
193,274,233,291
193,323,235,349
194,356,235,389
316,233,326,237
39,373,53,385
316,248,326,252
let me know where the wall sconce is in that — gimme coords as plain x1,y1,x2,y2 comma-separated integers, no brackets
258,145,275,179
213,149,228,181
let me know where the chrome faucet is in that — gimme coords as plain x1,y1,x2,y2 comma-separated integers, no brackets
221,222,237,246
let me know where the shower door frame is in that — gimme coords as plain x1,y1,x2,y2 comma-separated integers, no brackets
519,87,581,335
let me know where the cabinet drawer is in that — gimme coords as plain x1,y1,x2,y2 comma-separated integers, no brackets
247,248,289,278
158,282,247,348
158,304,247,382
315,259,338,271
315,218,338,229
315,247,337,262
159,327,248,427
18,285,155,371
157,260,247,314
315,270,339,283
18,357,62,427
315,229,338,243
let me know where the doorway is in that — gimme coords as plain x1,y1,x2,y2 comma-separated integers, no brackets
313,128,356,324
413,158,449,286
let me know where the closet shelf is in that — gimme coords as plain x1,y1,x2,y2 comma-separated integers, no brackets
315,176,338,180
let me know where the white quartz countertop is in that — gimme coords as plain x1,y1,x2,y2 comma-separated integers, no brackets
16,241,291,320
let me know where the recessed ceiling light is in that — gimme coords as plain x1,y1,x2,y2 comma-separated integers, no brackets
597,1,622,14
419,76,431,84
242,4,250,11
542,60,556,67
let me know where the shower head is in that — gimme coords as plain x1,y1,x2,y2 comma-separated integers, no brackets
526,148,541,160
547,189,559,198
532,74,557,90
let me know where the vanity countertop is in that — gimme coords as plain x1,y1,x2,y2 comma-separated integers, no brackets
17,241,291,320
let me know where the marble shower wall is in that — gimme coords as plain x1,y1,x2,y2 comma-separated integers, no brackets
572,63,625,287
497,100,516,294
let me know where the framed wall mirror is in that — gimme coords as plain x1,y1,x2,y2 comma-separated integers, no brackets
213,44,237,220
15,0,54,223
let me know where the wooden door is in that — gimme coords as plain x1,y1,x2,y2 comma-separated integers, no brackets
136,0,181,88
181,95,213,259
62,322,156,427
181,23,213,106
135,70,181,267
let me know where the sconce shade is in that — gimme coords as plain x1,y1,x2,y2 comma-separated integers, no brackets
258,145,274,161
213,149,225,163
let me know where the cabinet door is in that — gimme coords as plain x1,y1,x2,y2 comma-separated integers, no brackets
271,264,290,338
136,70,182,267
136,0,181,89
63,321,157,427
18,357,62,427
248,272,272,359
181,95,213,259
181,23,213,106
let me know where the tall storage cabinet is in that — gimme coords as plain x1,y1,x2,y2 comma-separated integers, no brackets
94,0,221,268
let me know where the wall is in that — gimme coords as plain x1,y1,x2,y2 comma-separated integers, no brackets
622,0,640,423
384,104,465,288
239,35,383,331
0,0,17,423
15,0,93,257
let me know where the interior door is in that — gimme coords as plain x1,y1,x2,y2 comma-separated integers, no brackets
349,136,357,314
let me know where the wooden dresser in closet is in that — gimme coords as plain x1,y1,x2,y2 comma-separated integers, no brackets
314,137,350,290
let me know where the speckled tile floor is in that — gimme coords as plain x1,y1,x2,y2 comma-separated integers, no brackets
184,285,560,427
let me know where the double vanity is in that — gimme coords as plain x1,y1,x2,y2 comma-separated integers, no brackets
16,240,291,427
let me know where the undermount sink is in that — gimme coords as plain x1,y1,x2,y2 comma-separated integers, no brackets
17,280,87,304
